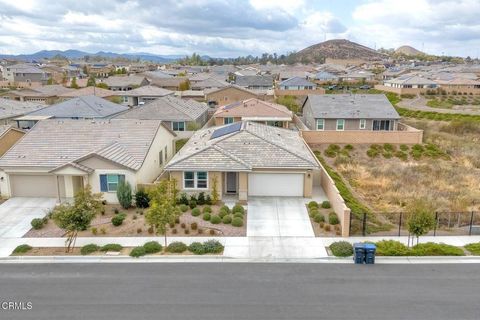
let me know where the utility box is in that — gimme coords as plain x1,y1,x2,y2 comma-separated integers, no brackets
353,243,365,264
364,243,377,264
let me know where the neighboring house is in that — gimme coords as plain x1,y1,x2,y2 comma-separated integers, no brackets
2,64,51,84
278,77,317,90
16,95,129,129
165,121,320,200
101,75,150,91
302,94,401,131
378,75,438,94
0,119,176,203
174,90,206,102
0,99,44,125
213,98,293,128
313,71,339,83
87,64,113,78
435,78,480,95
3,85,75,104
341,71,375,82
190,78,228,90
235,75,273,90
117,85,174,106
57,86,118,100
0,125,25,156
114,95,209,138
205,85,259,107
150,77,189,91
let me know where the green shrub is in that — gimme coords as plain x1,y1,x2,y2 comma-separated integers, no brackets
191,208,201,216
100,244,123,252
308,201,318,209
375,240,409,256
179,204,189,212
222,215,232,224
383,143,395,152
309,208,319,218
167,241,187,253
203,213,211,221
130,246,146,258
328,212,339,225
178,193,189,205
116,180,132,209
330,241,353,257
344,144,354,151
366,148,379,158
324,148,337,158
203,206,212,213
191,222,198,230
12,244,32,254
202,240,224,254
400,144,409,151
232,217,243,227
31,218,45,230
218,210,228,218
314,213,325,223
232,205,244,214
134,188,150,208
382,151,393,159
111,213,126,226
321,201,331,209
395,151,408,161
80,244,99,255
210,215,221,224
411,242,464,256
465,243,480,255
143,241,162,254
233,212,244,219
205,195,213,205
220,205,230,214
197,192,206,205
188,242,206,255
189,199,197,209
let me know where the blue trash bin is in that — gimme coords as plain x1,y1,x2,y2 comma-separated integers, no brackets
364,243,376,264
353,243,365,264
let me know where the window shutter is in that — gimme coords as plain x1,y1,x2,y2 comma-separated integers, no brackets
100,175,108,192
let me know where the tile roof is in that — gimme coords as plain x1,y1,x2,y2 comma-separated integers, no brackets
115,95,208,121
58,87,117,98
235,75,273,88
117,85,173,97
304,94,401,119
26,95,129,119
165,121,319,171
214,98,292,119
0,119,167,170
102,75,148,87
279,77,316,87
0,99,45,120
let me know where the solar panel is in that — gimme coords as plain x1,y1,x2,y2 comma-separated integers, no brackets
210,122,242,140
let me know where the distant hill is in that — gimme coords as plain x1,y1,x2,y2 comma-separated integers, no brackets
294,39,387,62
0,50,179,63
395,45,424,56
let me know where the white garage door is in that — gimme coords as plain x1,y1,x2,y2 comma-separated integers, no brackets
248,173,304,197
10,175,57,198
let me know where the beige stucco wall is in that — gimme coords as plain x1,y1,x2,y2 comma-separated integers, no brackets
206,87,258,106
0,129,24,156
169,171,224,200
238,172,247,201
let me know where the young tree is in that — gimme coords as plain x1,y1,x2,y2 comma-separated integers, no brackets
86,76,96,87
178,79,191,91
47,77,54,85
145,179,179,246
211,175,219,205
52,186,103,252
116,180,132,209
406,199,436,246
70,77,79,89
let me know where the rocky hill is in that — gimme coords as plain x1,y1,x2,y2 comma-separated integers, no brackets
294,39,387,62
395,45,424,56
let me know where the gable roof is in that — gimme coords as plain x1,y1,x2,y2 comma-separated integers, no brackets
101,75,148,87
279,77,316,87
115,95,208,121
58,87,117,98
117,85,173,97
304,94,401,119
235,75,273,88
25,95,129,119
0,99,44,120
191,78,228,90
385,75,438,86
165,121,319,171
214,98,292,119
0,119,170,171
205,84,258,96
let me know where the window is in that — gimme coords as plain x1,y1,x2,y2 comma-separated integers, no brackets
359,119,366,130
336,119,345,131
164,146,168,162
183,171,208,189
373,120,392,131
122,96,128,103
172,121,185,131
266,121,282,127
159,150,163,166
224,117,234,124
316,119,324,131
99,174,125,192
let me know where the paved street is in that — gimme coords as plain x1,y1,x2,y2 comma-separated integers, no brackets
0,263,479,320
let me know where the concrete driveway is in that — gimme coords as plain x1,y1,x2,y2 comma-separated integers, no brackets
247,197,315,237
0,197,57,238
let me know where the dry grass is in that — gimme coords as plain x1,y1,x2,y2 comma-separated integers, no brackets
319,119,480,212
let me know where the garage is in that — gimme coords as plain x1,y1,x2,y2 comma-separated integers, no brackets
10,174,58,198
248,173,304,197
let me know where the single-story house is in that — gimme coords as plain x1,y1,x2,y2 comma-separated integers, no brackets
0,99,44,125
0,119,176,203
150,77,190,91
165,121,320,200
114,95,209,138
117,85,174,106
383,75,438,90
278,77,317,90
57,86,118,101
302,94,401,131
3,85,75,104
190,77,228,90
312,71,339,83
174,90,205,102
0,125,25,156
235,75,273,90
213,98,292,128
205,85,259,107
101,75,150,91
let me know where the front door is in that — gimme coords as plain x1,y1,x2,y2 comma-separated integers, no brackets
226,172,237,194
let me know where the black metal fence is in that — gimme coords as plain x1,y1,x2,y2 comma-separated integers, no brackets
349,211,480,237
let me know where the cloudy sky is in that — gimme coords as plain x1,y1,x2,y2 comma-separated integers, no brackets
0,0,479,57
